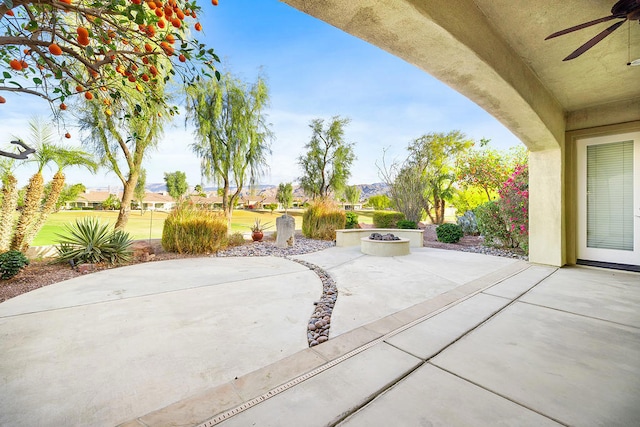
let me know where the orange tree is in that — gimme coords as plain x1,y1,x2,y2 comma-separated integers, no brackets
0,0,220,113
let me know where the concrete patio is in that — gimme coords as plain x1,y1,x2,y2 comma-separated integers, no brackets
1,246,638,426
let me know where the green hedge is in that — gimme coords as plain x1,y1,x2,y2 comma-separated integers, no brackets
372,211,405,228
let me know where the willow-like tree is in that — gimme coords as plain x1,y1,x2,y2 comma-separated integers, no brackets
343,184,361,210
79,84,167,230
186,72,272,228
134,168,146,214
298,116,355,200
409,131,473,224
164,170,188,201
276,182,292,214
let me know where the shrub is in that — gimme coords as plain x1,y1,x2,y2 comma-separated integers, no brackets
475,201,513,247
162,204,228,254
436,223,464,243
0,250,30,280
372,211,405,228
56,217,133,264
499,165,529,252
101,194,121,210
457,210,479,235
302,199,346,240
226,232,246,247
396,220,418,229
345,211,359,229
474,165,529,253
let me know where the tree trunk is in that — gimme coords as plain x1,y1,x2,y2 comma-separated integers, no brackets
115,175,137,231
22,171,66,249
11,172,44,252
0,174,18,252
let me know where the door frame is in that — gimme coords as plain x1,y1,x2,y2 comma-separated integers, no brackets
575,131,640,267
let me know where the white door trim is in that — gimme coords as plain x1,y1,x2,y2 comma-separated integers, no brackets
576,131,640,266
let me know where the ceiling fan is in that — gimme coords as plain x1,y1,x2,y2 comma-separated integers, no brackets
545,0,640,61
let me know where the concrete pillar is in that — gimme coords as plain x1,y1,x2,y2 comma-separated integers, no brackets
528,149,565,266
276,215,296,248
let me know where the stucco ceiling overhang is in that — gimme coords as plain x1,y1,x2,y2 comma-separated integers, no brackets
280,0,640,150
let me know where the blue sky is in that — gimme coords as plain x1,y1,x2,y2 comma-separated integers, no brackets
1,0,522,189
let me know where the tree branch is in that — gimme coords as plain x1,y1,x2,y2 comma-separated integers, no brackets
0,140,36,160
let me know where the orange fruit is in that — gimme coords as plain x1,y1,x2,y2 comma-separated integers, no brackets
128,75,136,82
60,103,67,110
176,9,185,20
77,27,89,38
7,10,14,16
194,22,202,31
85,92,94,100
160,42,173,55
171,18,181,28
149,65,158,76
165,33,175,44
147,1,157,9
60,0,71,4
20,60,29,69
132,0,141,4
78,36,90,46
157,19,166,29
141,74,149,82
65,132,71,139
49,43,63,55
178,54,186,62
76,85,83,92
144,43,153,52
155,8,163,17
0,96,6,104
9,59,22,71
212,0,218,5
142,57,150,65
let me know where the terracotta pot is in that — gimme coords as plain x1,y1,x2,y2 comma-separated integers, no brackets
252,231,263,242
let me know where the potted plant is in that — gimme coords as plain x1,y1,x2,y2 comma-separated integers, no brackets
249,218,272,242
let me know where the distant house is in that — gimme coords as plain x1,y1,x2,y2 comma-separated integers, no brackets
67,190,175,211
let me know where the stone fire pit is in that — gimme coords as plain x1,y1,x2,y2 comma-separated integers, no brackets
360,233,410,257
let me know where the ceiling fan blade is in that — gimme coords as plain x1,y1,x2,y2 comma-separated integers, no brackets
545,14,619,39
563,19,626,60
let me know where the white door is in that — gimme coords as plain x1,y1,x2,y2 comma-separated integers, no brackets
577,132,640,267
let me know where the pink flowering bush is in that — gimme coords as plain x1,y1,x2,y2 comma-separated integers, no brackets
475,165,529,254
499,165,529,253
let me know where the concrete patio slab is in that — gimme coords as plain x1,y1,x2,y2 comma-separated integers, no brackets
520,266,640,327
431,301,640,426
0,257,320,427
386,293,510,359
0,257,310,317
339,364,562,426
483,264,557,300
217,342,422,427
296,247,518,336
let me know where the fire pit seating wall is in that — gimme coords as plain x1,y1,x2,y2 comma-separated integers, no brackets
335,228,424,248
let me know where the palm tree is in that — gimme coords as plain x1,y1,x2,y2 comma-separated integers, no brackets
0,158,19,252
10,118,97,252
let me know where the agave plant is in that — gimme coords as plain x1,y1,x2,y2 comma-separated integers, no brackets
56,217,133,265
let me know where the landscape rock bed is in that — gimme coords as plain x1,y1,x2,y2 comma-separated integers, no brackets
215,235,338,347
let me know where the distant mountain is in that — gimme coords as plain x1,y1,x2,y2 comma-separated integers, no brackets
88,182,390,202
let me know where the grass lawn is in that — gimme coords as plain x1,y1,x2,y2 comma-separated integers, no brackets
33,209,310,246
32,208,378,246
